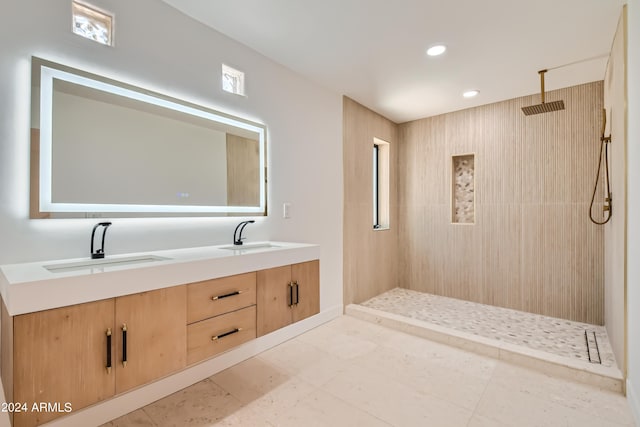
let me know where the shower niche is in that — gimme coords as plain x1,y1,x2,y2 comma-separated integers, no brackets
452,154,475,224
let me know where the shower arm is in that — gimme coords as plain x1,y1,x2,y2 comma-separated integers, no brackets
521,69,564,115
539,70,547,104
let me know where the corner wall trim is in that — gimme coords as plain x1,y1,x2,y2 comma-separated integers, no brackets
628,379,640,426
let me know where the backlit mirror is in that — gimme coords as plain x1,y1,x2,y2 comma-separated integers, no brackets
30,57,267,218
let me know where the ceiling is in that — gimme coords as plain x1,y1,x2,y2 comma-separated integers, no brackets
161,0,625,123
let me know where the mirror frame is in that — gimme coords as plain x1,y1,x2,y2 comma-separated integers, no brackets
32,57,267,218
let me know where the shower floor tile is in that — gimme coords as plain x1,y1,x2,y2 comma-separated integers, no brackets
359,288,618,368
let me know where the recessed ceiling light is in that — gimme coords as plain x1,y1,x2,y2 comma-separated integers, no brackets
463,90,480,98
426,45,447,56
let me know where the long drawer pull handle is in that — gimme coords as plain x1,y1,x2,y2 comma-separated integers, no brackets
122,323,128,367
211,290,242,301
288,283,293,307
106,328,112,373
211,328,242,341
293,281,299,306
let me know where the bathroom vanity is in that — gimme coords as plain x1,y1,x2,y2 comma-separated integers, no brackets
0,242,320,427
1,56,330,427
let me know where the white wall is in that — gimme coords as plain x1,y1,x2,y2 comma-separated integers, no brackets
0,1,343,311
627,0,640,422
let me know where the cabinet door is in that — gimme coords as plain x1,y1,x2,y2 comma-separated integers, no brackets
115,286,186,394
14,299,115,427
256,265,293,336
292,260,320,323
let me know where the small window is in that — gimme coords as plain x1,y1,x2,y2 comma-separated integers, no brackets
373,138,390,230
222,64,246,96
72,1,114,46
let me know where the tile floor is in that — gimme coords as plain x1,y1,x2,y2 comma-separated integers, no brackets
362,288,617,367
101,316,635,427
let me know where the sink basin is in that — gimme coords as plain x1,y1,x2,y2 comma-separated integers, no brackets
44,255,171,273
218,243,282,252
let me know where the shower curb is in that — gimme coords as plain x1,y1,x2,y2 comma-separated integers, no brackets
345,304,624,393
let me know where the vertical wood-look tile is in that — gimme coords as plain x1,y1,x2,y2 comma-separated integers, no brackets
343,97,399,305
397,81,604,324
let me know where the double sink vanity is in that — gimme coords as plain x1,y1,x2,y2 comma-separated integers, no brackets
0,241,320,427
0,56,325,426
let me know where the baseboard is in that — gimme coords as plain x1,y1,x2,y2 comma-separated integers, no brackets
41,304,343,427
628,379,640,427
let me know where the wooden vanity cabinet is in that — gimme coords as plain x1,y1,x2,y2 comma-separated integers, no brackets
11,299,115,427
0,259,318,426
290,260,321,323
187,306,256,365
2,286,186,427
114,286,187,394
187,272,256,323
257,260,319,336
186,273,257,365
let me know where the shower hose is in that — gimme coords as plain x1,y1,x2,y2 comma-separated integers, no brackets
589,110,612,225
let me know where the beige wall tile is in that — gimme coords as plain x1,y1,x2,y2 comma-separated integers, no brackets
398,82,604,324
343,97,399,305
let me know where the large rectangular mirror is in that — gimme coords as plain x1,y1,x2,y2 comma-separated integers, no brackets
30,57,267,218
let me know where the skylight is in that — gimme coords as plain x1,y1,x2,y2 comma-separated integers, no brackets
72,1,114,46
222,64,246,96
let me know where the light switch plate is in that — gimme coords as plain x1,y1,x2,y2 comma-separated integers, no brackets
283,202,291,219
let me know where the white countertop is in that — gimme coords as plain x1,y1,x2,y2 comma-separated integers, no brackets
0,241,320,316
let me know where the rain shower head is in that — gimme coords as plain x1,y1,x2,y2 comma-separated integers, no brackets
522,69,565,116
522,100,565,115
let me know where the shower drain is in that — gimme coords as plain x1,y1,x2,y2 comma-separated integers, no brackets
585,330,602,364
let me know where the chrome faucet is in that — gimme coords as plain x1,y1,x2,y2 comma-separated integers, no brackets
91,222,112,259
233,220,255,245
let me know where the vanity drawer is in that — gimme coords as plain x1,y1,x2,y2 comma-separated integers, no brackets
187,305,256,365
187,272,256,324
